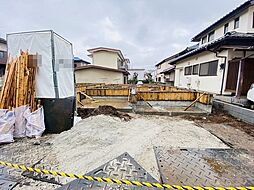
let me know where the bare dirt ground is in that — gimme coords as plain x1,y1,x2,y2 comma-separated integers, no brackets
0,114,228,190
181,112,254,152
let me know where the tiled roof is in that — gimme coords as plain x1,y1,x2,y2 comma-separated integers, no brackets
74,65,129,74
170,32,254,65
74,56,91,64
160,66,175,74
155,44,199,67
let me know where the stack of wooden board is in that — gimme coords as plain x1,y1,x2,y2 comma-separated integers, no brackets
0,51,38,111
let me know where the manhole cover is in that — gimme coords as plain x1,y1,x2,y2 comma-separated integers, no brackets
56,152,159,190
154,147,254,187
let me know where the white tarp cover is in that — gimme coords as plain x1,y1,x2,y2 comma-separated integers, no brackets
247,84,254,102
54,33,74,98
13,105,28,138
0,109,15,143
24,107,45,138
7,30,74,98
7,31,55,98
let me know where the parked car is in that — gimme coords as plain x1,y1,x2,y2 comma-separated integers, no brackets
247,83,254,102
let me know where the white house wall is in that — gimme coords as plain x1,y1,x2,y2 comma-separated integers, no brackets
175,50,229,94
75,68,124,84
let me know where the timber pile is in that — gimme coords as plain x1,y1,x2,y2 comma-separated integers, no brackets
0,51,37,111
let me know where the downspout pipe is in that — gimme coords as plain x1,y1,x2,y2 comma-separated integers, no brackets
208,49,227,95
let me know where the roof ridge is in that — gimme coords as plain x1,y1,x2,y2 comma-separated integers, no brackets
192,0,253,42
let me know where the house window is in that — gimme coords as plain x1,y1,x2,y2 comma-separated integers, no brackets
201,36,207,44
224,23,229,34
192,64,199,75
234,17,240,29
199,60,218,76
208,31,215,42
184,66,192,75
0,51,4,59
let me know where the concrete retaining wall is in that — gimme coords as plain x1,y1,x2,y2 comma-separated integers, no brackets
213,100,254,124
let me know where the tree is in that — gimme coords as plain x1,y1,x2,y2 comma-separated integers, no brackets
128,72,139,84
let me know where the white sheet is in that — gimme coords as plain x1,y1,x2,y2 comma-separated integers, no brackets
7,30,74,98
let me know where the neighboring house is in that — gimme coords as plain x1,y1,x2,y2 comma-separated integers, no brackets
128,68,146,81
75,65,129,84
160,66,176,86
156,45,198,84
74,57,90,68
155,61,168,83
168,0,254,97
0,38,7,86
74,47,129,84
87,47,129,70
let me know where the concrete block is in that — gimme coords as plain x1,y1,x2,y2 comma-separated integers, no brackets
213,100,254,124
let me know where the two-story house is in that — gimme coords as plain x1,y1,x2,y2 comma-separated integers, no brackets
168,0,254,98
155,44,198,85
0,38,7,86
75,47,129,84
155,60,170,83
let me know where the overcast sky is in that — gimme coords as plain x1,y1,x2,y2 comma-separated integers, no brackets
0,0,246,69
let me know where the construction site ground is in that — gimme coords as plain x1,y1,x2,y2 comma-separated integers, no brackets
0,112,254,189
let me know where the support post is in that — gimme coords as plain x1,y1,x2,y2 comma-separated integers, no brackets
235,59,245,98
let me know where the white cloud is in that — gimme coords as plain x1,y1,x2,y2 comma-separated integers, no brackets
0,0,246,69
172,28,191,39
171,43,186,52
101,17,122,43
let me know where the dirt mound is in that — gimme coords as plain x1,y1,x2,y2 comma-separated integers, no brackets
77,105,132,121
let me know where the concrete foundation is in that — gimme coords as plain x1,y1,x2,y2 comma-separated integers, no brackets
214,95,250,107
213,100,254,124
81,97,212,116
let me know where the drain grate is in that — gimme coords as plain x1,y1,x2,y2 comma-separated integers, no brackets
56,152,158,190
154,147,254,187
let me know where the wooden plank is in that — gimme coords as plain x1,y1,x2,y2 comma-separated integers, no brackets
79,91,94,100
23,52,29,105
0,59,17,108
184,92,206,111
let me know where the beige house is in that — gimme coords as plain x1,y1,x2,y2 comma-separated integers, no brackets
168,0,254,98
75,65,129,84
75,47,129,84
88,47,129,70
